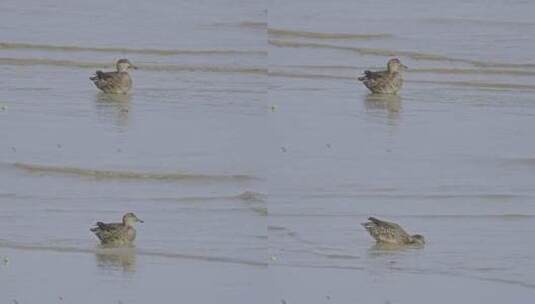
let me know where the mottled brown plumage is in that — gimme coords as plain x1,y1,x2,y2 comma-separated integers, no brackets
90,212,143,246
358,58,407,94
90,59,137,94
362,217,425,246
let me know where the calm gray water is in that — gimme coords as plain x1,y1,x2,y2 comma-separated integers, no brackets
1,0,535,303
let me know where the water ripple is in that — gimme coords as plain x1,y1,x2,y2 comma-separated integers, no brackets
0,57,266,75
268,28,392,40
0,241,266,267
0,42,265,56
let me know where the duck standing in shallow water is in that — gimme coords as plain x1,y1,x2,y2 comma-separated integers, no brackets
358,58,407,94
362,217,425,246
90,59,137,94
91,212,143,246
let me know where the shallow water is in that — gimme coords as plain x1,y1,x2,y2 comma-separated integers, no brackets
2,0,535,303
267,0,535,302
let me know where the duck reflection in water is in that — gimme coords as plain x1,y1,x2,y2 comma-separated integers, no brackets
95,247,137,272
94,92,131,128
364,94,401,122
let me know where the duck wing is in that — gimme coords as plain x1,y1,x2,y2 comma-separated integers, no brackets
89,222,123,233
90,71,128,91
362,217,411,243
367,217,403,229
366,70,387,80
90,221,126,242
358,70,388,81
90,70,115,80
93,221,122,231
98,71,114,80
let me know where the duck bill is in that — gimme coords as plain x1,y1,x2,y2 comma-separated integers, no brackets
137,218,144,223
131,65,138,70
402,64,408,70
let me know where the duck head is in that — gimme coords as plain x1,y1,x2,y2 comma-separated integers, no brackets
116,59,137,72
122,212,143,227
387,58,408,73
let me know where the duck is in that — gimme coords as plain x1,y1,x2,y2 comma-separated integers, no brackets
358,58,407,94
362,217,425,246
90,212,143,246
90,59,137,94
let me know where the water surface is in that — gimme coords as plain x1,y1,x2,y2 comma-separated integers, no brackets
2,0,535,303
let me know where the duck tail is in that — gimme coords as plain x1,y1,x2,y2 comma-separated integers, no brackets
358,70,371,81
368,217,382,224
90,71,104,81
361,218,375,229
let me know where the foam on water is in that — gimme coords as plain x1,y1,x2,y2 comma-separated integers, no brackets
13,162,258,182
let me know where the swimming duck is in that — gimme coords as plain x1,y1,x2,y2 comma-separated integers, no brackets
90,59,137,94
358,58,407,94
91,212,143,246
362,217,425,246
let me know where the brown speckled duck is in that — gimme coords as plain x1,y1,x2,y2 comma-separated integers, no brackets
358,58,407,94
90,59,137,94
91,212,143,246
362,217,425,246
